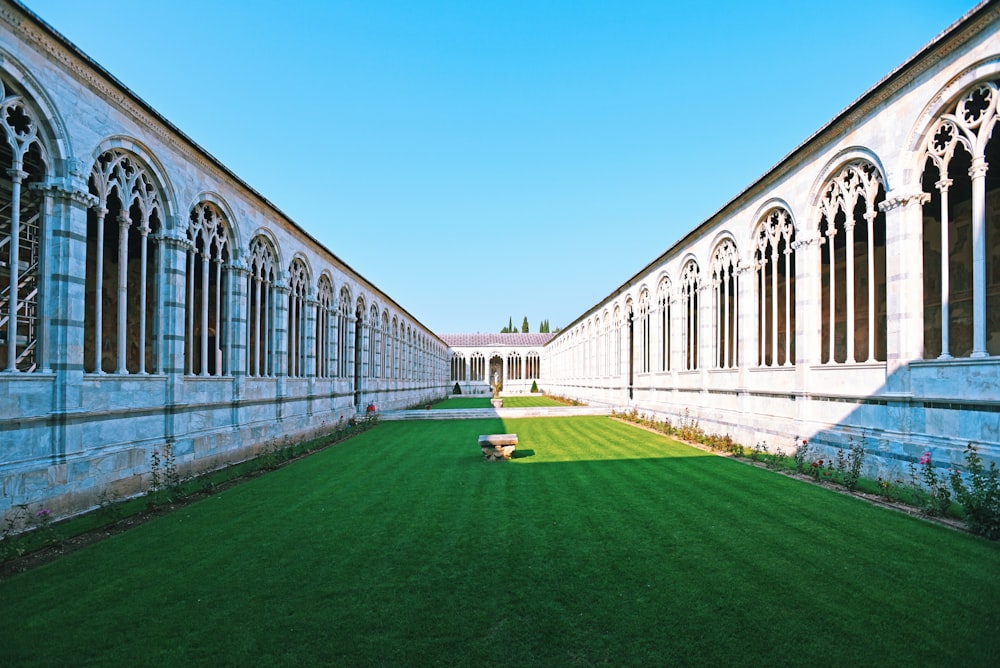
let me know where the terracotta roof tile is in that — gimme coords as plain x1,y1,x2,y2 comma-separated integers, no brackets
439,333,555,348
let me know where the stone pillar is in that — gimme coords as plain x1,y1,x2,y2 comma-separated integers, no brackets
33,161,96,460
4,167,26,372
114,213,130,374
228,261,248,379
159,226,189,377
792,232,823,366
843,218,856,364
737,261,755,371
272,282,289,380
305,295,318,378
970,158,989,358
879,187,930,392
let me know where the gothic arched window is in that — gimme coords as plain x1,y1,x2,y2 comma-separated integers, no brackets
246,236,277,377
337,287,352,378
185,202,231,376
316,275,334,378
287,258,308,378
711,239,739,369
920,80,1000,359
754,209,796,367
87,150,163,374
681,261,700,370
0,78,47,373
818,160,886,364
657,278,671,372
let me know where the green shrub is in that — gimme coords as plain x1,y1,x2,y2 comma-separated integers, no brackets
950,443,1000,539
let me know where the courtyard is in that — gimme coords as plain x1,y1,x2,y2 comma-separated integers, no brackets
2,416,998,666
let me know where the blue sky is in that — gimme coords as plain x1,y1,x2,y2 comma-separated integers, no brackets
26,0,977,334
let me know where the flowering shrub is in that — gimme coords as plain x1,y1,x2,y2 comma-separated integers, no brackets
842,438,865,492
949,443,1000,539
32,507,58,546
610,410,998,539
793,439,810,473
809,459,832,481
917,451,951,517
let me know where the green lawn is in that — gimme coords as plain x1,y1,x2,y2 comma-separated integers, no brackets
432,395,564,409
2,417,999,666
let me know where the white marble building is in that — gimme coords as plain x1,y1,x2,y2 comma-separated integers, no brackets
2,0,1000,525
0,1,449,522
543,2,1000,473
441,333,552,395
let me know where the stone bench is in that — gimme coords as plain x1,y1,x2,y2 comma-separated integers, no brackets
479,433,518,461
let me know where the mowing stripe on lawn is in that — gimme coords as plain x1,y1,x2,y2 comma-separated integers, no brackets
1,416,997,666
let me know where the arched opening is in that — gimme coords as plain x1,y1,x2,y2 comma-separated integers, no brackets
818,160,886,364
86,150,163,374
920,80,1000,358
185,202,231,376
0,78,47,373
489,354,503,391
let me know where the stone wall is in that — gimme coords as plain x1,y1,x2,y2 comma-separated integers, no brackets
542,3,1000,475
0,1,450,525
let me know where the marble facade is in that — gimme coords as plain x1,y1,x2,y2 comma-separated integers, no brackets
542,2,1000,475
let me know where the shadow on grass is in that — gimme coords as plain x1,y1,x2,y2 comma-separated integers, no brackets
2,416,999,666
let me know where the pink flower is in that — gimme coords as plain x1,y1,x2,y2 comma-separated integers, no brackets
36,508,51,517
919,452,931,466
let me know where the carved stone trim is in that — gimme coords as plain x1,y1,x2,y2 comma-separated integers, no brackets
29,177,97,207
878,190,931,212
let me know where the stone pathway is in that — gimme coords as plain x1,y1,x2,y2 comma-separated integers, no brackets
379,406,612,421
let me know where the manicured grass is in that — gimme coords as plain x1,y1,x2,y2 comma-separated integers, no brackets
432,395,564,409
502,395,565,408
2,417,999,666
430,397,492,408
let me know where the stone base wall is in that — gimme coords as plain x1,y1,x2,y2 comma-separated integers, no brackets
543,360,1000,481
0,374,448,527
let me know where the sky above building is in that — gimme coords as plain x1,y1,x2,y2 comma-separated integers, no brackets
25,0,977,334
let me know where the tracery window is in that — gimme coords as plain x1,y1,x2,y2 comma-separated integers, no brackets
86,150,162,374
657,279,671,372
613,305,622,376
391,317,399,378
355,298,366,380
819,160,886,364
754,209,796,367
368,304,379,378
603,311,611,376
525,352,541,379
639,290,651,374
470,351,485,381
316,276,334,378
681,261,700,370
712,239,739,369
594,317,601,377
246,236,277,377
451,352,466,381
287,258,308,377
406,327,414,378
185,202,231,376
0,79,46,373
337,286,352,377
921,80,1000,358
507,352,522,380
381,311,390,378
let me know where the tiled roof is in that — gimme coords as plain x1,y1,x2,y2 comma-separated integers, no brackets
439,333,555,348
